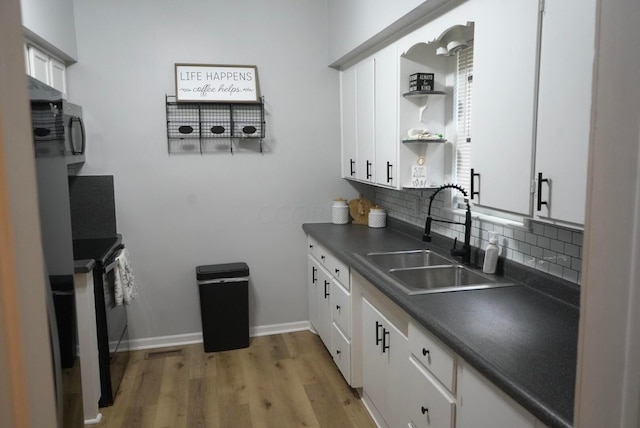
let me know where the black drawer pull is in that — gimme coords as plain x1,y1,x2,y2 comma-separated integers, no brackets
421,406,429,415
422,348,430,357
336,305,341,311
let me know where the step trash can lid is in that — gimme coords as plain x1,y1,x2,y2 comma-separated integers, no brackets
196,262,249,281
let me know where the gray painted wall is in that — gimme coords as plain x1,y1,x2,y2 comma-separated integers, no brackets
20,0,77,60
69,0,357,342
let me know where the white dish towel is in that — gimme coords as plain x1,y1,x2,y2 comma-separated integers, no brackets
114,248,138,305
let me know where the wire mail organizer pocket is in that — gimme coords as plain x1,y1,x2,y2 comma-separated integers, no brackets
166,95,265,154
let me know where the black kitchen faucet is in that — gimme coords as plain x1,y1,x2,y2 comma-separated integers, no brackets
423,184,472,265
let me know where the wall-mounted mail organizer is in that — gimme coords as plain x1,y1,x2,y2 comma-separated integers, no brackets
165,95,266,154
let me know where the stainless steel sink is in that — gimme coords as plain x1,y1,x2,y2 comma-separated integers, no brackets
389,265,497,295
366,250,453,270
355,250,518,295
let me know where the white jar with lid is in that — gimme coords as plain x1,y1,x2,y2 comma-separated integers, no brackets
332,199,349,224
368,207,386,228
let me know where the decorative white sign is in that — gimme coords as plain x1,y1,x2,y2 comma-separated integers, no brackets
411,165,428,188
175,64,260,102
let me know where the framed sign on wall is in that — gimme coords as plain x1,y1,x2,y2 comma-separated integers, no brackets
175,64,260,102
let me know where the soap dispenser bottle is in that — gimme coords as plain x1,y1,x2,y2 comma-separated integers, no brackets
482,232,499,274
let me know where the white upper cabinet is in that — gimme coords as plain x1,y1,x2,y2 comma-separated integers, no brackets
471,0,541,215
26,44,67,97
533,0,596,226
356,57,376,182
374,44,400,187
341,66,358,179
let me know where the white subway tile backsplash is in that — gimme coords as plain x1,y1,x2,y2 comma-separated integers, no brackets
550,239,565,253
549,263,564,278
562,268,579,283
544,225,559,239
565,243,580,258
558,228,573,243
538,236,551,249
373,188,583,285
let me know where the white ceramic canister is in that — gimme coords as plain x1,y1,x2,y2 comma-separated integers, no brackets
332,199,349,224
368,207,387,228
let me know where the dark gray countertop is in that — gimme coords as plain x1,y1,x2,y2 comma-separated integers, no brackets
302,222,578,428
74,259,95,273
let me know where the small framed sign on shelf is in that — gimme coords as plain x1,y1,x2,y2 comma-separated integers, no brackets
175,64,260,102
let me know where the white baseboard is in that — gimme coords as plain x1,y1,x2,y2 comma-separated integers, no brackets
84,413,102,425
126,320,311,351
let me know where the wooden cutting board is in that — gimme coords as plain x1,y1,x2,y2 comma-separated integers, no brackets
348,194,375,225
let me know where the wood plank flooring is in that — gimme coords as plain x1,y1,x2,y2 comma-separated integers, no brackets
96,331,376,428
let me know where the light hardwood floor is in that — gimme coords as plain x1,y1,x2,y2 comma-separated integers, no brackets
96,330,376,428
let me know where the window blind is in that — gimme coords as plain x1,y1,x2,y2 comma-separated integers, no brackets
455,43,474,193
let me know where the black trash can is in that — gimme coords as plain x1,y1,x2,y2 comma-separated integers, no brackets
196,262,250,352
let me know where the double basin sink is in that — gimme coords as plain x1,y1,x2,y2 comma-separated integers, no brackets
360,249,516,295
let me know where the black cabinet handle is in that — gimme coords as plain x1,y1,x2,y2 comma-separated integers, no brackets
422,348,430,357
366,161,372,179
321,255,326,262
335,268,340,275
312,266,317,283
324,280,330,298
537,172,549,211
470,168,480,200
421,406,429,415
386,161,393,183
382,329,390,353
336,349,341,356
350,159,355,176
309,244,314,250
375,322,382,346
336,305,341,311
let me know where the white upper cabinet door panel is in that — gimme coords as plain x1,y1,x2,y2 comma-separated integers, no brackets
356,57,375,182
28,45,50,84
374,44,399,187
341,66,358,179
534,0,596,225
471,0,541,215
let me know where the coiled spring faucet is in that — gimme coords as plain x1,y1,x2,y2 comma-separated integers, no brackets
423,184,472,264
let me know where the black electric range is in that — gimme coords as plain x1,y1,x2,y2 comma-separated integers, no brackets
72,234,129,407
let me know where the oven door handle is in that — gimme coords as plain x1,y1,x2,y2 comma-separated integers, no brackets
104,258,119,274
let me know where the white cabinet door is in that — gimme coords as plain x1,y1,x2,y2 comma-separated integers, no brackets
341,66,358,179
315,264,333,349
28,45,50,85
356,57,375,182
471,0,541,215
375,44,399,187
362,297,408,428
49,57,67,95
307,255,320,336
533,0,596,225
457,361,538,428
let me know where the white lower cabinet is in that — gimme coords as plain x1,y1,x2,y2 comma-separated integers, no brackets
307,236,353,385
362,297,409,428
306,237,548,428
407,357,456,428
457,361,544,428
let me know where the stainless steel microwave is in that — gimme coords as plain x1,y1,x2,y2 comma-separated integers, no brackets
28,76,86,175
